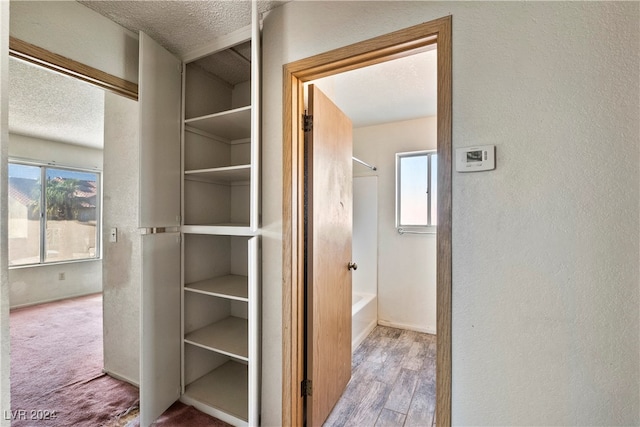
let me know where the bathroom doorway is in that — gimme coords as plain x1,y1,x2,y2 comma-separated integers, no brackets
282,16,452,426
305,49,438,424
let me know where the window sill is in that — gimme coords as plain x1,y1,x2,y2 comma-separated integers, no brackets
8,258,102,270
397,227,437,235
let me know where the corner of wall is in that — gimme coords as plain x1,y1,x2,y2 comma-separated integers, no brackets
0,0,11,423
101,90,141,384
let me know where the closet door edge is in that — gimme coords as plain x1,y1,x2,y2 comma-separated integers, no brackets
248,235,261,426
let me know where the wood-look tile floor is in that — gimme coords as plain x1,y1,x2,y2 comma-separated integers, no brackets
324,326,436,427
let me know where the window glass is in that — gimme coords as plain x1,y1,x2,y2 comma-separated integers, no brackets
8,164,41,266
399,154,429,226
44,168,99,263
396,150,437,230
8,162,100,266
430,154,438,226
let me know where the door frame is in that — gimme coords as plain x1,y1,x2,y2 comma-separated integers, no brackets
282,16,452,426
9,36,138,100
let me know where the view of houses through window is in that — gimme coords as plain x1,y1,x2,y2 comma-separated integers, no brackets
8,162,100,266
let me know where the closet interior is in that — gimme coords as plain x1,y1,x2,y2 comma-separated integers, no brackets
179,20,260,427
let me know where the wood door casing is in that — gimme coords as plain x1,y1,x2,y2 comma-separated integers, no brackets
9,36,139,100
306,85,354,426
283,17,452,427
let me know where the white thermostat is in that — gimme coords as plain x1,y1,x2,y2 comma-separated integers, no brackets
456,145,495,172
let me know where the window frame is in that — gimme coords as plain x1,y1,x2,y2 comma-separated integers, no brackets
395,149,437,233
8,159,102,267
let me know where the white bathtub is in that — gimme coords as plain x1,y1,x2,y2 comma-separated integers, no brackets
352,292,377,351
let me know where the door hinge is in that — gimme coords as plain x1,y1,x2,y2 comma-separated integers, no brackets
303,114,313,132
301,379,312,397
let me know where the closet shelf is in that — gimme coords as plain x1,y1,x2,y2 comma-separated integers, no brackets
184,164,251,183
183,361,248,423
185,105,251,141
182,224,254,236
185,274,248,301
185,316,248,360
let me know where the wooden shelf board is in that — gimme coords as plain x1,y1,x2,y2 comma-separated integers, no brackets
184,361,248,422
185,275,248,301
185,164,251,183
180,395,248,427
185,316,248,360
185,106,251,141
182,224,254,236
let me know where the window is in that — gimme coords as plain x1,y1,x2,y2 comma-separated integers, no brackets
8,162,101,266
396,150,437,232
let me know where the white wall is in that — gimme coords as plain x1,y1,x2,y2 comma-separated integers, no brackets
261,2,640,425
9,133,102,170
7,0,139,387
0,1,10,423
8,134,103,308
9,262,101,309
102,91,140,385
9,0,138,84
353,117,437,334
5,2,638,425
352,176,377,297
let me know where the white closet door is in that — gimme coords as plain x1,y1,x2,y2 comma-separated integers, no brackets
138,31,182,427
138,31,182,228
140,232,181,426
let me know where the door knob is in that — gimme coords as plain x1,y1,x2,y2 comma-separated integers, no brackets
348,262,358,271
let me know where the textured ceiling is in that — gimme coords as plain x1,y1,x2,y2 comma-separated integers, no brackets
80,0,437,128
12,0,436,150
10,1,286,150
78,1,286,57
9,57,105,149
311,48,437,128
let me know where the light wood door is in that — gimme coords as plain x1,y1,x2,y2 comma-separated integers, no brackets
306,85,353,426
138,31,182,427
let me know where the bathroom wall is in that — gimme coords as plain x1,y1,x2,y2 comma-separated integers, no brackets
353,116,437,333
352,175,377,297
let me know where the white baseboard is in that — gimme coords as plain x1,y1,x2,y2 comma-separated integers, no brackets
9,291,102,310
377,319,436,335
